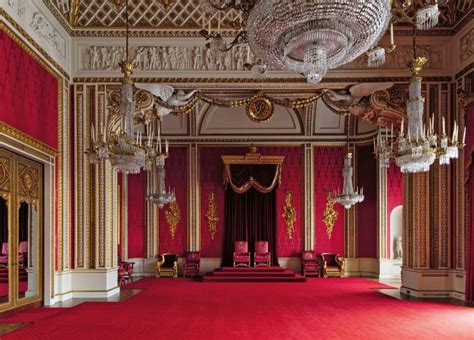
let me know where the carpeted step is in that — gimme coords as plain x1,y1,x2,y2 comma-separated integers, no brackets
202,275,306,283
208,270,296,277
216,266,286,273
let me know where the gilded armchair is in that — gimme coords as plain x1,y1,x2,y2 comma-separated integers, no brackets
254,241,271,267
156,253,178,278
301,251,321,277
233,241,251,267
318,253,344,278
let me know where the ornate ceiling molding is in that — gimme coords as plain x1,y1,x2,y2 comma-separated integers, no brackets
42,0,472,37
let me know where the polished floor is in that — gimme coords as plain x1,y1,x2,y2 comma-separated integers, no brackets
1,277,473,339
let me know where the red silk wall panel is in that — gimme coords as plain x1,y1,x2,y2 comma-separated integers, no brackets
387,164,403,258
357,145,377,258
314,147,345,255
158,147,188,254
259,147,303,257
199,147,303,257
127,172,146,258
0,31,58,148
200,147,245,257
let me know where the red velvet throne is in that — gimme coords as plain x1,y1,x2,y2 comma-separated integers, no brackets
233,241,251,267
254,241,271,267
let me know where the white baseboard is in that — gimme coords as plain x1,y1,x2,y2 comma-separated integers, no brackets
344,258,402,278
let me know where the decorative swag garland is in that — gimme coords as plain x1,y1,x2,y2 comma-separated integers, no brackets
153,91,324,116
223,163,282,194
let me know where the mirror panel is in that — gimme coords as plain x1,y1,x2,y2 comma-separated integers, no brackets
0,196,9,304
18,202,39,300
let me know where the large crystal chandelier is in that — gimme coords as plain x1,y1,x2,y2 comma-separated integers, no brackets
199,1,444,84
334,116,364,210
374,27,465,174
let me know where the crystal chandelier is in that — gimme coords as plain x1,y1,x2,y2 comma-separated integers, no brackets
86,0,146,174
334,116,364,210
199,1,444,83
374,25,465,174
147,123,175,208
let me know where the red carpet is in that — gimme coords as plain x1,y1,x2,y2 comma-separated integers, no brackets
1,278,473,339
203,266,306,282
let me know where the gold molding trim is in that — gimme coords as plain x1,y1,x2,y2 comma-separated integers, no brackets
205,192,218,240
0,123,58,157
282,190,296,240
222,146,285,165
0,9,69,80
165,200,180,240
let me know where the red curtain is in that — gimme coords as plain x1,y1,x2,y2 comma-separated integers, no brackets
222,188,278,266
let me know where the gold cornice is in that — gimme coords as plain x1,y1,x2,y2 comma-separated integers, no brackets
0,123,58,157
72,76,453,84
222,151,285,165
0,9,69,80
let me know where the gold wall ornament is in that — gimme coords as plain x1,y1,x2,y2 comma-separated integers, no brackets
205,192,219,240
246,95,274,123
323,190,338,240
165,200,181,240
282,191,296,239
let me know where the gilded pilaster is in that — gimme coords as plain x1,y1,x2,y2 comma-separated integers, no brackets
121,175,129,260
304,143,314,251
188,144,200,251
62,80,70,270
455,90,466,270
74,84,90,268
377,161,388,259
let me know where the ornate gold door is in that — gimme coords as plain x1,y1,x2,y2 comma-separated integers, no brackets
0,148,43,312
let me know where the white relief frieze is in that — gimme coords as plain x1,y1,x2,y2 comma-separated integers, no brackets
4,0,67,61
460,28,473,63
82,45,256,72
81,43,446,73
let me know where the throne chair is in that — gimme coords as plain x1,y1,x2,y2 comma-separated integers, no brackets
254,241,271,267
233,241,250,267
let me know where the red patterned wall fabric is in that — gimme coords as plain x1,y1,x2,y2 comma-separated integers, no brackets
127,172,146,258
259,147,303,257
314,147,345,256
465,104,474,182
387,164,403,258
158,147,188,254
200,147,245,257
357,145,377,258
200,147,303,257
0,31,58,148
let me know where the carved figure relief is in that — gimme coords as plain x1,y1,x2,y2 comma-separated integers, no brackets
460,28,474,62
82,45,256,71
322,83,407,128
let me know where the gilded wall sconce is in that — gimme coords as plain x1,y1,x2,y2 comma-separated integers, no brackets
282,190,296,239
165,200,180,239
205,192,219,240
323,189,338,239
